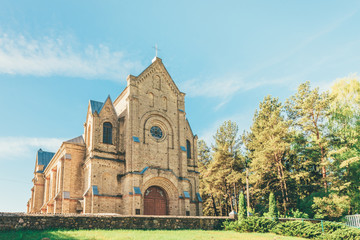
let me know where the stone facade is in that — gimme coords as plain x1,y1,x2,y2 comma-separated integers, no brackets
27,57,202,216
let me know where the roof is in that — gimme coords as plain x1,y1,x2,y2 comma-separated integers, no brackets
90,100,104,114
37,149,55,169
65,135,85,145
136,57,183,96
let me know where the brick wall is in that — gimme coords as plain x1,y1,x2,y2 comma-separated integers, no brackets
0,213,230,231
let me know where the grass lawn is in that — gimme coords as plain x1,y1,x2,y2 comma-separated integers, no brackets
0,229,307,240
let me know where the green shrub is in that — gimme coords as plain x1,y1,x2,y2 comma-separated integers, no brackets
224,217,360,240
267,192,278,220
222,220,240,231
316,227,360,240
298,191,328,218
224,217,277,233
238,191,247,220
286,208,309,218
320,221,347,233
312,194,350,221
271,220,322,238
238,217,277,233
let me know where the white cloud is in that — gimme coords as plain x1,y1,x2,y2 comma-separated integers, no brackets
0,33,143,80
0,137,64,161
182,77,242,98
181,74,286,110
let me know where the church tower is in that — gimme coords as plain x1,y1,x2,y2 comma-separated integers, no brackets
28,57,202,216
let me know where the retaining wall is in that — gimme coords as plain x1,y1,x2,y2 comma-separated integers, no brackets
0,213,230,231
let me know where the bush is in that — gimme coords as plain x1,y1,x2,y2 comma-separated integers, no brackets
271,221,322,238
238,217,277,233
286,209,309,218
267,192,278,220
224,217,276,233
320,221,347,233
312,194,350,221
222,220,240,231
238,191,247,220
316,227,360,240
224,216,360,240
298,191,328,218
271,220,360,239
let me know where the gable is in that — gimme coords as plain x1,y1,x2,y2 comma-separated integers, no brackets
134,57,184,97
98,96,117,118
87,96,116,116
90,100,104,114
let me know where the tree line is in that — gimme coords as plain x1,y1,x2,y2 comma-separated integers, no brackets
198,75,360,220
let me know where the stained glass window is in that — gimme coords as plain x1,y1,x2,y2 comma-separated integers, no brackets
150,126,163,140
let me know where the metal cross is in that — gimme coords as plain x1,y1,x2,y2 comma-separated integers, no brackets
153,44,160,57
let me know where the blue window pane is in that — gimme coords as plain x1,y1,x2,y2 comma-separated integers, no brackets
103,122,112,144
133,136,140,142
186,140,191,159
134,187,142,195
92,185,99,195
196,193,203,202
150,126,163,139
184,191,190,198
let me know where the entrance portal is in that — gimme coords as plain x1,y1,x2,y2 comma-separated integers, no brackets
144,186,167,215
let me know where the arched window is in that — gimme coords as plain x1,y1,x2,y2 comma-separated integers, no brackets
103,122,112,144
186,140,191,159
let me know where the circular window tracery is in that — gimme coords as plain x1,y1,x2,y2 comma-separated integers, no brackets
150,126,163,140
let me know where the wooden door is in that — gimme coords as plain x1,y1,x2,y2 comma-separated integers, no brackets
144,186,167,215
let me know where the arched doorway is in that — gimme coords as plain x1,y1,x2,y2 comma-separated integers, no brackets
144,186,168,215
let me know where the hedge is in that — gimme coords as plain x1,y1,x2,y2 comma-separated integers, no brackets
223,217,360,239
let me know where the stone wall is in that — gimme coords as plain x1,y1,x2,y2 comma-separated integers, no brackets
0,213,230,231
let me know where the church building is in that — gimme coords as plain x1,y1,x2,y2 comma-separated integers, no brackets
27,57,202,216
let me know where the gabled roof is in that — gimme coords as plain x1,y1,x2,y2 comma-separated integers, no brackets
90,100,104,114
136,57,184,96
65,135,85,145
36,149,55,170
89,96,114,115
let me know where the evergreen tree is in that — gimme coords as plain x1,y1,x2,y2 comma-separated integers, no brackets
238,191,247,220
268,192,278,220
197,79,359,219
198,139,216,216
286,82,332,191
327,75,360,213
202,120,244,216
244,96,291,213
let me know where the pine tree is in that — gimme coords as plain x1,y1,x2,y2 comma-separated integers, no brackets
244,96,291,213
198,139,217,216
286,82,332,191
327,75,360,213
203,120,244,216
238,191,247,220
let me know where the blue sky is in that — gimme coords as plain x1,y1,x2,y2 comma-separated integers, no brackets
0,0,359,212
